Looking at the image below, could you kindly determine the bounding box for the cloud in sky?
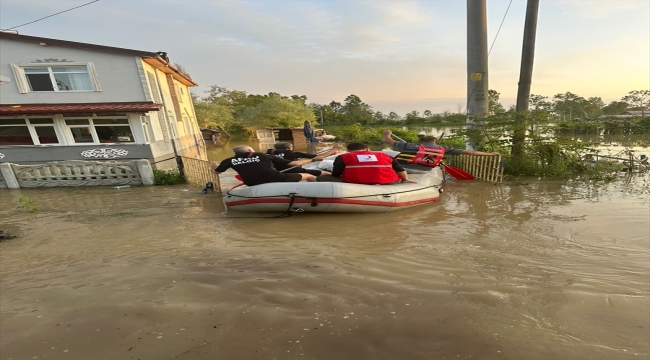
[1,0,648,115]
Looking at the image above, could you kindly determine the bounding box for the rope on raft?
[225,183,442,200]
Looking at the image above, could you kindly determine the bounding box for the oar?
[396,153,474,180]
[390,133,474,180]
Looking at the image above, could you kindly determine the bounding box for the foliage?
[17,194,37,213]
[328,124,419,145]
[488,89,506,115]
[192,85,650,136]
[238,94,315,129]
[153,169,186,185]
[621,90,650,115]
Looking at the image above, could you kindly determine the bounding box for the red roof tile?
[0,102,163,115]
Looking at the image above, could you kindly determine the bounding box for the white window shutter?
[10,64,29,93]
[87,63,102,91]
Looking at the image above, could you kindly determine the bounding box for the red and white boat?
[223,166,444,213]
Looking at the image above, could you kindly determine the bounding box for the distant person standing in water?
[303,120,319,154]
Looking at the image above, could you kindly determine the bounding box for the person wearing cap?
[210,145,317,186]
[266,142,341,176]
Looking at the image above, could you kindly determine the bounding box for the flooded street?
[1,173,648,360]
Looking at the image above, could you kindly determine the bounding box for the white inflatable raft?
[224,166,444,213]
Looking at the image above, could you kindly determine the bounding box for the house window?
[0,118,59,145]
[11,63,101,93]
[65,117,134,144]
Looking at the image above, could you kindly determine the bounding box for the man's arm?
[287,158,315,167]
[210,161,231,174]
[316,144,342,159]
[391,158,416,183]
[331,156,345,178]
[269,156,295,167]
[461,149,500,156]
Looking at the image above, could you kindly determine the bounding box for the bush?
[153,169,186,185]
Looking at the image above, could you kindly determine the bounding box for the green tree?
[621,90,650,115]
[602,101,629,115]
[239,94,315,129]
[192,93,240,132]
[488,89,506,115]
[342,95,374,125]
[404,110,423,124]
[388,112,401,122]
[529,94,553,115]
[552,92,603,119]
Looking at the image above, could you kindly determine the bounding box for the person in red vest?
[324,142,416,185]
[381,129,499,157]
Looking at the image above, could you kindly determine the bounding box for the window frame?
[0,117,62,146]
[63,116,136,144]
[11,62,102,94]
[0,114,146,146]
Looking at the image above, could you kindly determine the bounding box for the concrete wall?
[0,38,148,104]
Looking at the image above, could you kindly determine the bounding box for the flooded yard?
[1,172,648,359]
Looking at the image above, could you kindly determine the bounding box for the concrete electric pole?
[466,0,489,149]
[512,0,540,156]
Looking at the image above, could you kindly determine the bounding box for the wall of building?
[140,60,206,161]
[0,39,148,104]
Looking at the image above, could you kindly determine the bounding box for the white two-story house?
[0,31,206,169]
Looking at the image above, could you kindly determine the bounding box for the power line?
[2,0,100,30]
[488,0,513,57]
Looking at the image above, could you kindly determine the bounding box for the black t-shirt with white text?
[215,152,294,186]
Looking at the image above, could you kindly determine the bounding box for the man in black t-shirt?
[265,142,341,176]
[211,145,317,186]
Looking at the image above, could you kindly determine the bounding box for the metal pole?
[467,0,489,150]
[512,0,540,156]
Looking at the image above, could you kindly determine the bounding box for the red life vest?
[339,151,400,185]
[411,145,445,167]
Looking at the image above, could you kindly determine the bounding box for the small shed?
[200,126,229,145]
[256,127,325,143]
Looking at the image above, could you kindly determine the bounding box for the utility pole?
[466,0,489,150]
[512,0,540,156]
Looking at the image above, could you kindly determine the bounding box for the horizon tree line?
[192,86,649,134]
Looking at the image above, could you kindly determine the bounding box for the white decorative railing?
[0,159,154,188]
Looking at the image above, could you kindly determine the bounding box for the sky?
[1,0,648,115]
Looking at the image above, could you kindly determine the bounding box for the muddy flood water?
[1,172,649,360]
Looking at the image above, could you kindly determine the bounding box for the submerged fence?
[445,154,504,183]
[178,156,222,194]
[0,160,154,189]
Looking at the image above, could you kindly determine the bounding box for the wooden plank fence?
[178,156,222,194]
[445,154,504,183]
